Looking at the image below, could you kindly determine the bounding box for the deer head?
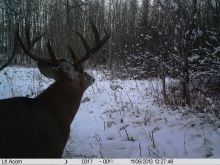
[17,21,110,91]
[0,21,110,158]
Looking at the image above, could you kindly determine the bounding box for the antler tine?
[73,30,91,54]
[46,40,58,63]
[17,26,58,67]
[25,24,45,49]
[90,26,111,54]
[68,45,84,71]
[31,32,44,47]
[68,45,78,63]
[90,20,100,45]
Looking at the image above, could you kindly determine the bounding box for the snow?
[188,54,200,62]
[213,46,220,56]
[0,67,220,158]
[171,3,178,11]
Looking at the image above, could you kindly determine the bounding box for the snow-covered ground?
[0,67,220,158]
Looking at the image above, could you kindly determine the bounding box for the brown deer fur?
[0,72,91,158]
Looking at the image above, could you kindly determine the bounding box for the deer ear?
[38,63,60,80]
[59,59,80,81]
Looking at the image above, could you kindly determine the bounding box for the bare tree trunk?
[182,49,191,107]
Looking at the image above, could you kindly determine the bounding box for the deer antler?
[68,20,111,71]
[17,26,59,67]
[15,21,110,71]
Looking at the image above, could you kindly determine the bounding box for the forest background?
[0,0,220,114]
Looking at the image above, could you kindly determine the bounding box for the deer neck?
[35,77,84,126]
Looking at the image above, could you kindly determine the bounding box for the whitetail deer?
[0,21,110,158]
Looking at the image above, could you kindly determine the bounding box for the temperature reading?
[103,159,114,164]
